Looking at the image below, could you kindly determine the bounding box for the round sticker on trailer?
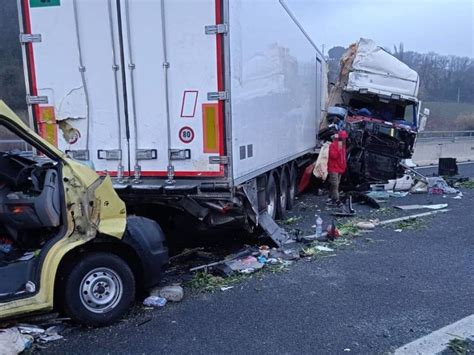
[178,126,195,144]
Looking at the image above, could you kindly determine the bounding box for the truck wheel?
[266,172,278,219]
[60,252,135,326]
[287,164,298,210]
[277,169,289,219]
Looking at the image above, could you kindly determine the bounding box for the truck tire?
[266,172,278,219]
[277,168,289,219]
[60,252,135,326]
[287,164,298,210]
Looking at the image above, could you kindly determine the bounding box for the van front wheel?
[60,252,135,326]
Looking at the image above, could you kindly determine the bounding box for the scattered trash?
[343,348,351,352]
[259,245,270,258]
[378,209,450,226]
[0,328,29,355]
[427,177,458,194]
[388,191,409,198]
[226,256,263,274]
[189,249,253,272]
[300,245,333,257]
[0,237,13,254]
[453,192,463,200]
[315,214,323,237]
[356,221,376,230]
[220,286,234,292]
[143,296,167,308]
[394,229,403,232]
[394,203,448,211]
[411,180,428,194]
[327,220,340,241]
[0,321,66,354]
[151,285,184,303]
[386,174,414,191]
[315,246,334,252]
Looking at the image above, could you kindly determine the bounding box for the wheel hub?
[80,268,123,314]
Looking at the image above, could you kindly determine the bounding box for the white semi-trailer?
[6,0,326,244]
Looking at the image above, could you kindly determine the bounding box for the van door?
[24,0,128,176]
[119,0,225,179]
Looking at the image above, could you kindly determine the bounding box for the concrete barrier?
[413,137,474,166]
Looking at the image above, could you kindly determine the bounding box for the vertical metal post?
[107,0,125,181]
[72,0,91,156]
[123,0,141,183]
[161,0,175,184]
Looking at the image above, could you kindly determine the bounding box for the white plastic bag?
[313,142,330,181]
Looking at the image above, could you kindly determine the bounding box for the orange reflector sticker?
[202,104,219,153]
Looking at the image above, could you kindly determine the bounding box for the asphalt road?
[43,167,474,354]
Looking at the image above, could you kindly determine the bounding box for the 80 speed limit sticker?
[178,126,195,144]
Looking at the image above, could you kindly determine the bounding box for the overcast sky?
[286,0,474,58]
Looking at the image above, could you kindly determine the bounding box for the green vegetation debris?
[447,338,470,355]
[394,217,429,230]
[186,272,246,293]
[337,221,361,236]
[458,180,474,189]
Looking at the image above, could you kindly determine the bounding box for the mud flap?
[258,212,291,247]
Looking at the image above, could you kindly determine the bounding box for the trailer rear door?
[119,0,225,178]
[23,0,226,179]
[23,0,129,174]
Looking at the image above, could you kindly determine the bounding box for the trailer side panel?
[228,0,322,184]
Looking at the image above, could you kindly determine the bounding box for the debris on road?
[327,220,341,240]
[0,321,67,355]
[356,221,376,230]
[394,203,448,211]
[0,328,30,355]
[315,246,334,252]
[151,285,184,303]
[226,256,264,274]
[427,177,458,194]
[378,209,450,226]
[143,296,167,308]
[220,286,234,292]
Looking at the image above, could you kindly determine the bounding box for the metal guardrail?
[418,131,474,139]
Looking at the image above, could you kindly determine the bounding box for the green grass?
[447,338,470,355]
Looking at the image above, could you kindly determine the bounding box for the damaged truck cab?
[325,38,428,186]
[0,102,168,326]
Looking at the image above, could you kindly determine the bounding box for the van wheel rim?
[80,267,123,314]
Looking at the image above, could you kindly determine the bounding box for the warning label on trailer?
[178,126,195,144]
[30,0,60,7]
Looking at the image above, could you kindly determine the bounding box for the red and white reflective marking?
[178,126,195,144]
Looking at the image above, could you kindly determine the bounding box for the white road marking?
[394,314,474,354]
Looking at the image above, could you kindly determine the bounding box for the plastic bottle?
[315,215,323,237]
[143,296,167,308]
